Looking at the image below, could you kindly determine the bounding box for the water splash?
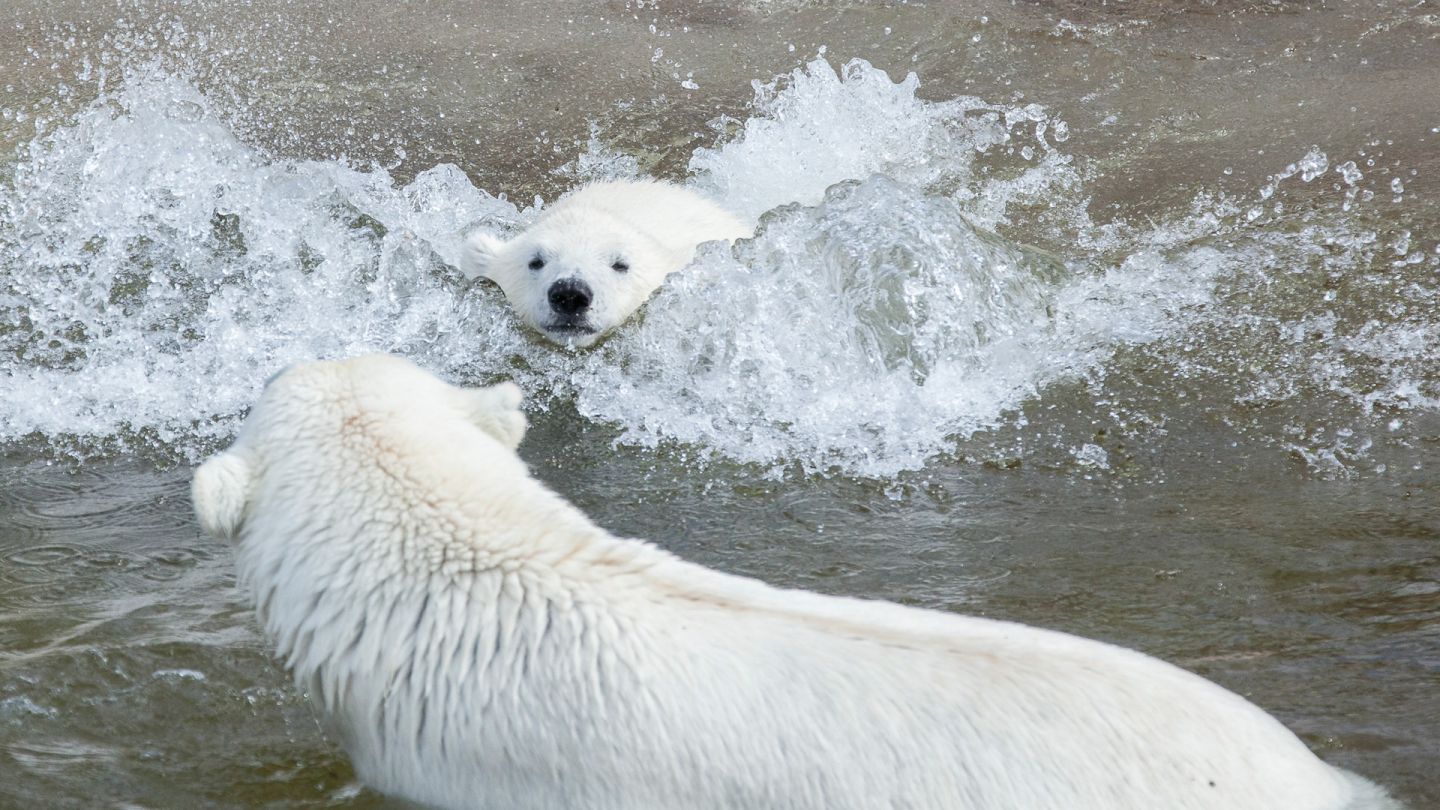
[568,177,1062,475]
[1,56,1435,479]
[689,57,1074,228]
[0,67,525,450]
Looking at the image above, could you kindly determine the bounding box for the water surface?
[1,0,1437,806]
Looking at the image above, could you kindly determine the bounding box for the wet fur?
[194,355,1398,810]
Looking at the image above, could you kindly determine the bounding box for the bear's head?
[460,208,676,348]
[191,355,526,541]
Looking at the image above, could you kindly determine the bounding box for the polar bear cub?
[193,355,1396,810]
[460,179,750,347]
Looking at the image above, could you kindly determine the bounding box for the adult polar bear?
[460,179,750,347]
[192,355,1396,810]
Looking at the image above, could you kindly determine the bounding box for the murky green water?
[2,0,1438,806]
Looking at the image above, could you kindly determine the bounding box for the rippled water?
[2,0,1438,806]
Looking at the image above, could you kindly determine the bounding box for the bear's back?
[542,179,750,255]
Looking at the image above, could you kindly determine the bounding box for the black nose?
[548,279,593,315]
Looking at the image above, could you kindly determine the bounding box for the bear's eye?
[528,255,545,271]
[611,260,629,273]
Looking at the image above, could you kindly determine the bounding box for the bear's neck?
[238,473,671,668]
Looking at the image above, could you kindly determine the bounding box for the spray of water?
[1,54,1434,478]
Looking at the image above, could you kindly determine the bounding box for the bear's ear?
[192,450,256,541]
[465,381,527,450]
[459,231,507,281]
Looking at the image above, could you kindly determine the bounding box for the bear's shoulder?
[547,179,696,217]
[544,180,743,234]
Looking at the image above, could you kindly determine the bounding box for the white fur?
[191,449,254,539]
[461,179,750,347]
[194,355,1398,810]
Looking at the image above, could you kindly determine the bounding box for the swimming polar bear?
[459,179,750,347]
[192,354,1398,810]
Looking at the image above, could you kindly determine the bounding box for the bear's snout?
[547,279,593,316]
